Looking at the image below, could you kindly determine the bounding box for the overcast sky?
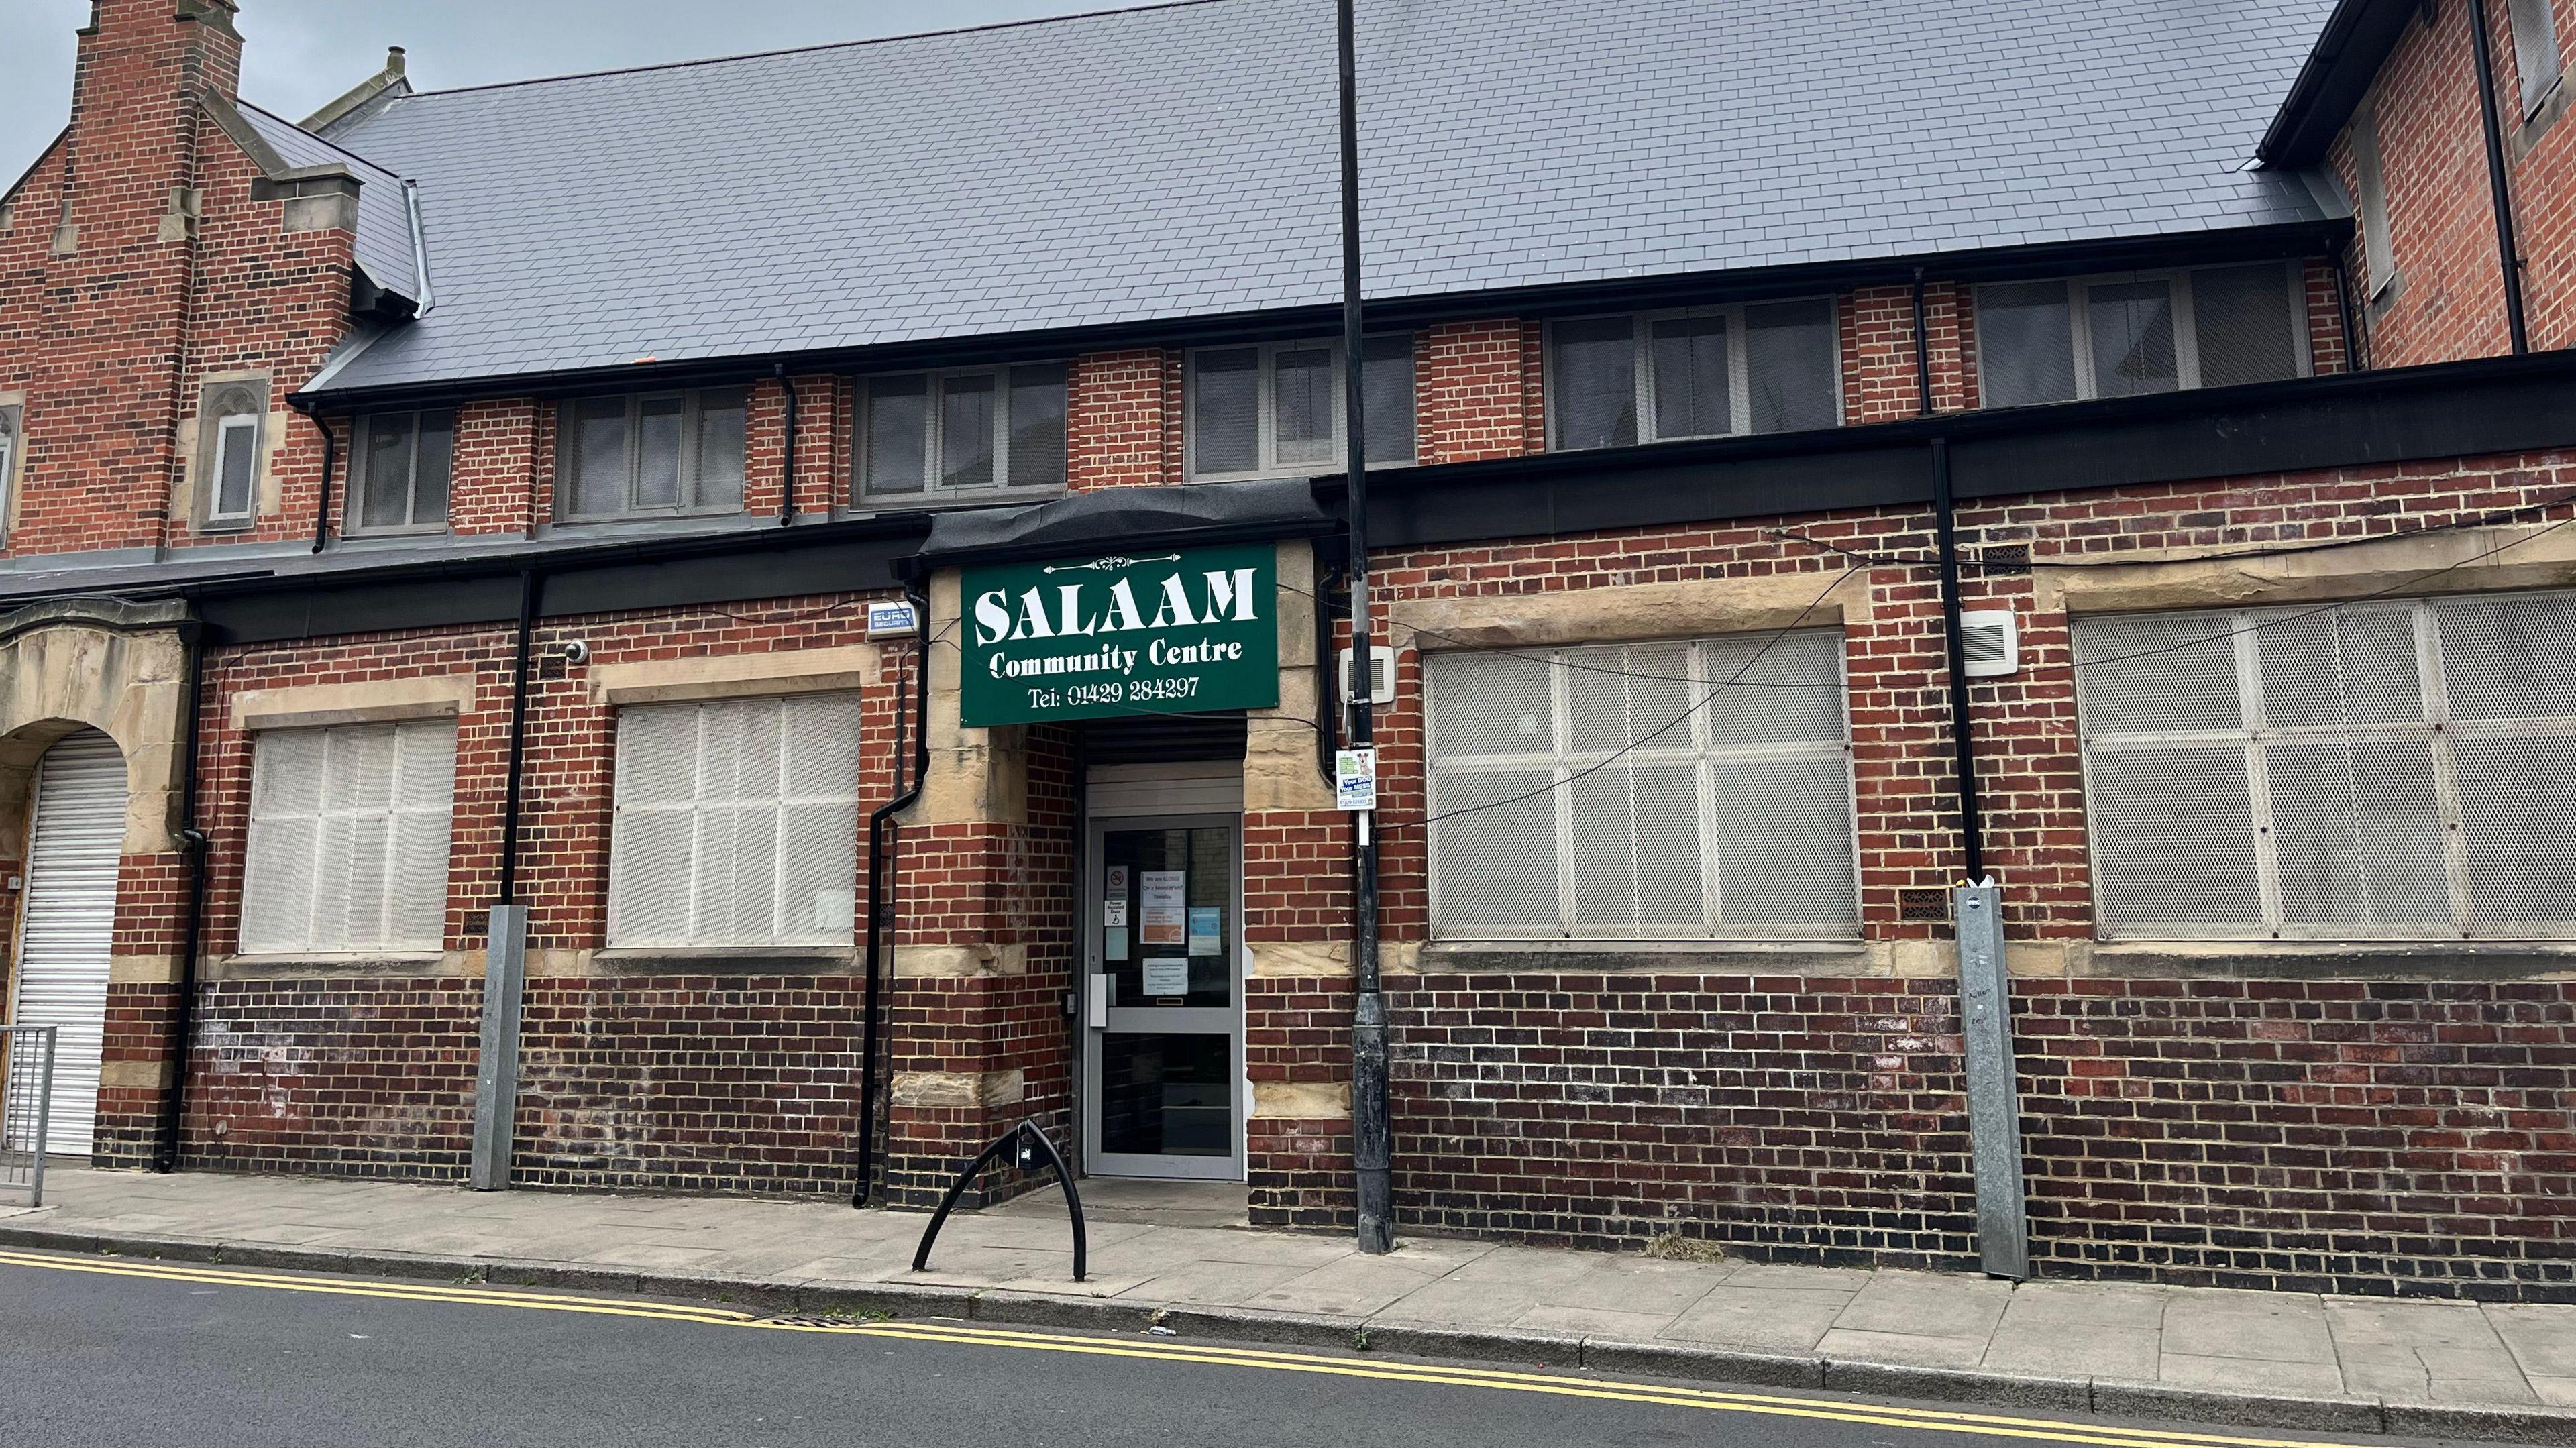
[3,0,1110,184]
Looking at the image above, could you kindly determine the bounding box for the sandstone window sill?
[209,951,452,981]
[586,946,857,977]
[1418,938,1870,975]
[2086,940,2576,980]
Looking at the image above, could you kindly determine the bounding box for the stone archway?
[0,597,191,1164]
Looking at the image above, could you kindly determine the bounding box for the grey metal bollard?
[471,903,527,1192]
[1954,883,2031,1280]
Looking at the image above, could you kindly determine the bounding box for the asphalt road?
[0,1248,2430,1448]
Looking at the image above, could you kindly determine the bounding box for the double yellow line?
[0,1248,2363,1448]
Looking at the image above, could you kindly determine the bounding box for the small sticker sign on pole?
[1335,748,1377,812]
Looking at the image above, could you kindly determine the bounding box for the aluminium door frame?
[1079,810,1247,1181]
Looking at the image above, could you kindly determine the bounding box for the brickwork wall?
[2327,1,2522,366]
[2019,977,2576,1298]
[514,974,865,1194]
[2497,0,2576,350]
[0,0,281,558]
[161,128,354,551]
[1232,444,2576,1292]
[1258,971,2576,1298]
[1069,348,1175,492]
[180,977,480,1178]
[1417,320,1535,463]
[162,592,914,1190]
[881,725,1077,1207]
[447,399,541,535]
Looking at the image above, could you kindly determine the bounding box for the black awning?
[908,477,1336,573]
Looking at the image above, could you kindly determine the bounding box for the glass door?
[1083,815,1243,1180]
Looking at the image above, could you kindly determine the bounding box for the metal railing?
[1,1025,56,1207]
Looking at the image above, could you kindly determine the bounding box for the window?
[351,410,454,534]
[1185,336,1413,480]
[1424,630,1858,940]
[556,388,747,520]
[607,694,862,947]
[0,403,18,533]
[1547,300,1839,451]
[2509,0,2564,116]
[239,720,456,954]
[2351,107,2398,300]
[198,380,267,528]
[858,363,1067,502]
[1975,264,2307,407]
[2073,591,2576,940]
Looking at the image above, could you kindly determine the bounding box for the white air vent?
[1338,645,1396,706]
[1960,610,2019,678]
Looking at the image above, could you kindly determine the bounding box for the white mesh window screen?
[2074,590,2576,940]
[239,720,455,954]
[1424,630,1858,940]
[607,693,861,946]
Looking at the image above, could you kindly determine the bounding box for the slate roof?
[285,0,2341,398]
[239,101,419,304]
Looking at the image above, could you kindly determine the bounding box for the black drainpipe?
[296,403,336,554]
[2332,249,2365,372]
[150,613,211,1172]
[777,364,799,528]
[2466,0,2532,354]
[1930,438,1986,881]
[852,579,931,1207]
[496,569,541,903]
[1911,268,1936,418]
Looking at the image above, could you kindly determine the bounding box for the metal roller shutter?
[11,730,126,1156]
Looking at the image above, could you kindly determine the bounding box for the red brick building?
[4,0,2576,1298]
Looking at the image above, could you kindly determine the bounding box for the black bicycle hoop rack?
[910,1119,1088,1282]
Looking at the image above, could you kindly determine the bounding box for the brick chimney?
[1,1,249,554]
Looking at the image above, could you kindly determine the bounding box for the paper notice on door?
[1102,899,1130,928]
[1187,906,1222,955]
[1142,958,1191,997]
[1140,871,1185,908]
[1104,926,1128,960]
[1140,905,1184,946]
[1106,866,1130,897]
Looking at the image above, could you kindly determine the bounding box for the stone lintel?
[890,1068,1026,1109]
[1252,1080,1351,1120]
[892,943,1029,979]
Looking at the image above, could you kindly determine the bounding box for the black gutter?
[1929,439,1986,883]
[2466,0,2532,355]
[150,612,210,1173]
[852,579,930,1209]
[776,363,798,528]
[496,569,540,903]
[182,509,933,607]
[292,400,336,554]
[2259,0,2418,165]
[286,222,2353,416]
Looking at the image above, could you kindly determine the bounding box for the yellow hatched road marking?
[0,1248,2376,1448]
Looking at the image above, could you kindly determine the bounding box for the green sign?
[960,543,1279,727]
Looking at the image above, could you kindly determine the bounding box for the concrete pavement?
[7,1168,2576,1443]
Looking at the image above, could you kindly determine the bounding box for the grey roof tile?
[294,0,2337,396]
[239,101,419,303]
